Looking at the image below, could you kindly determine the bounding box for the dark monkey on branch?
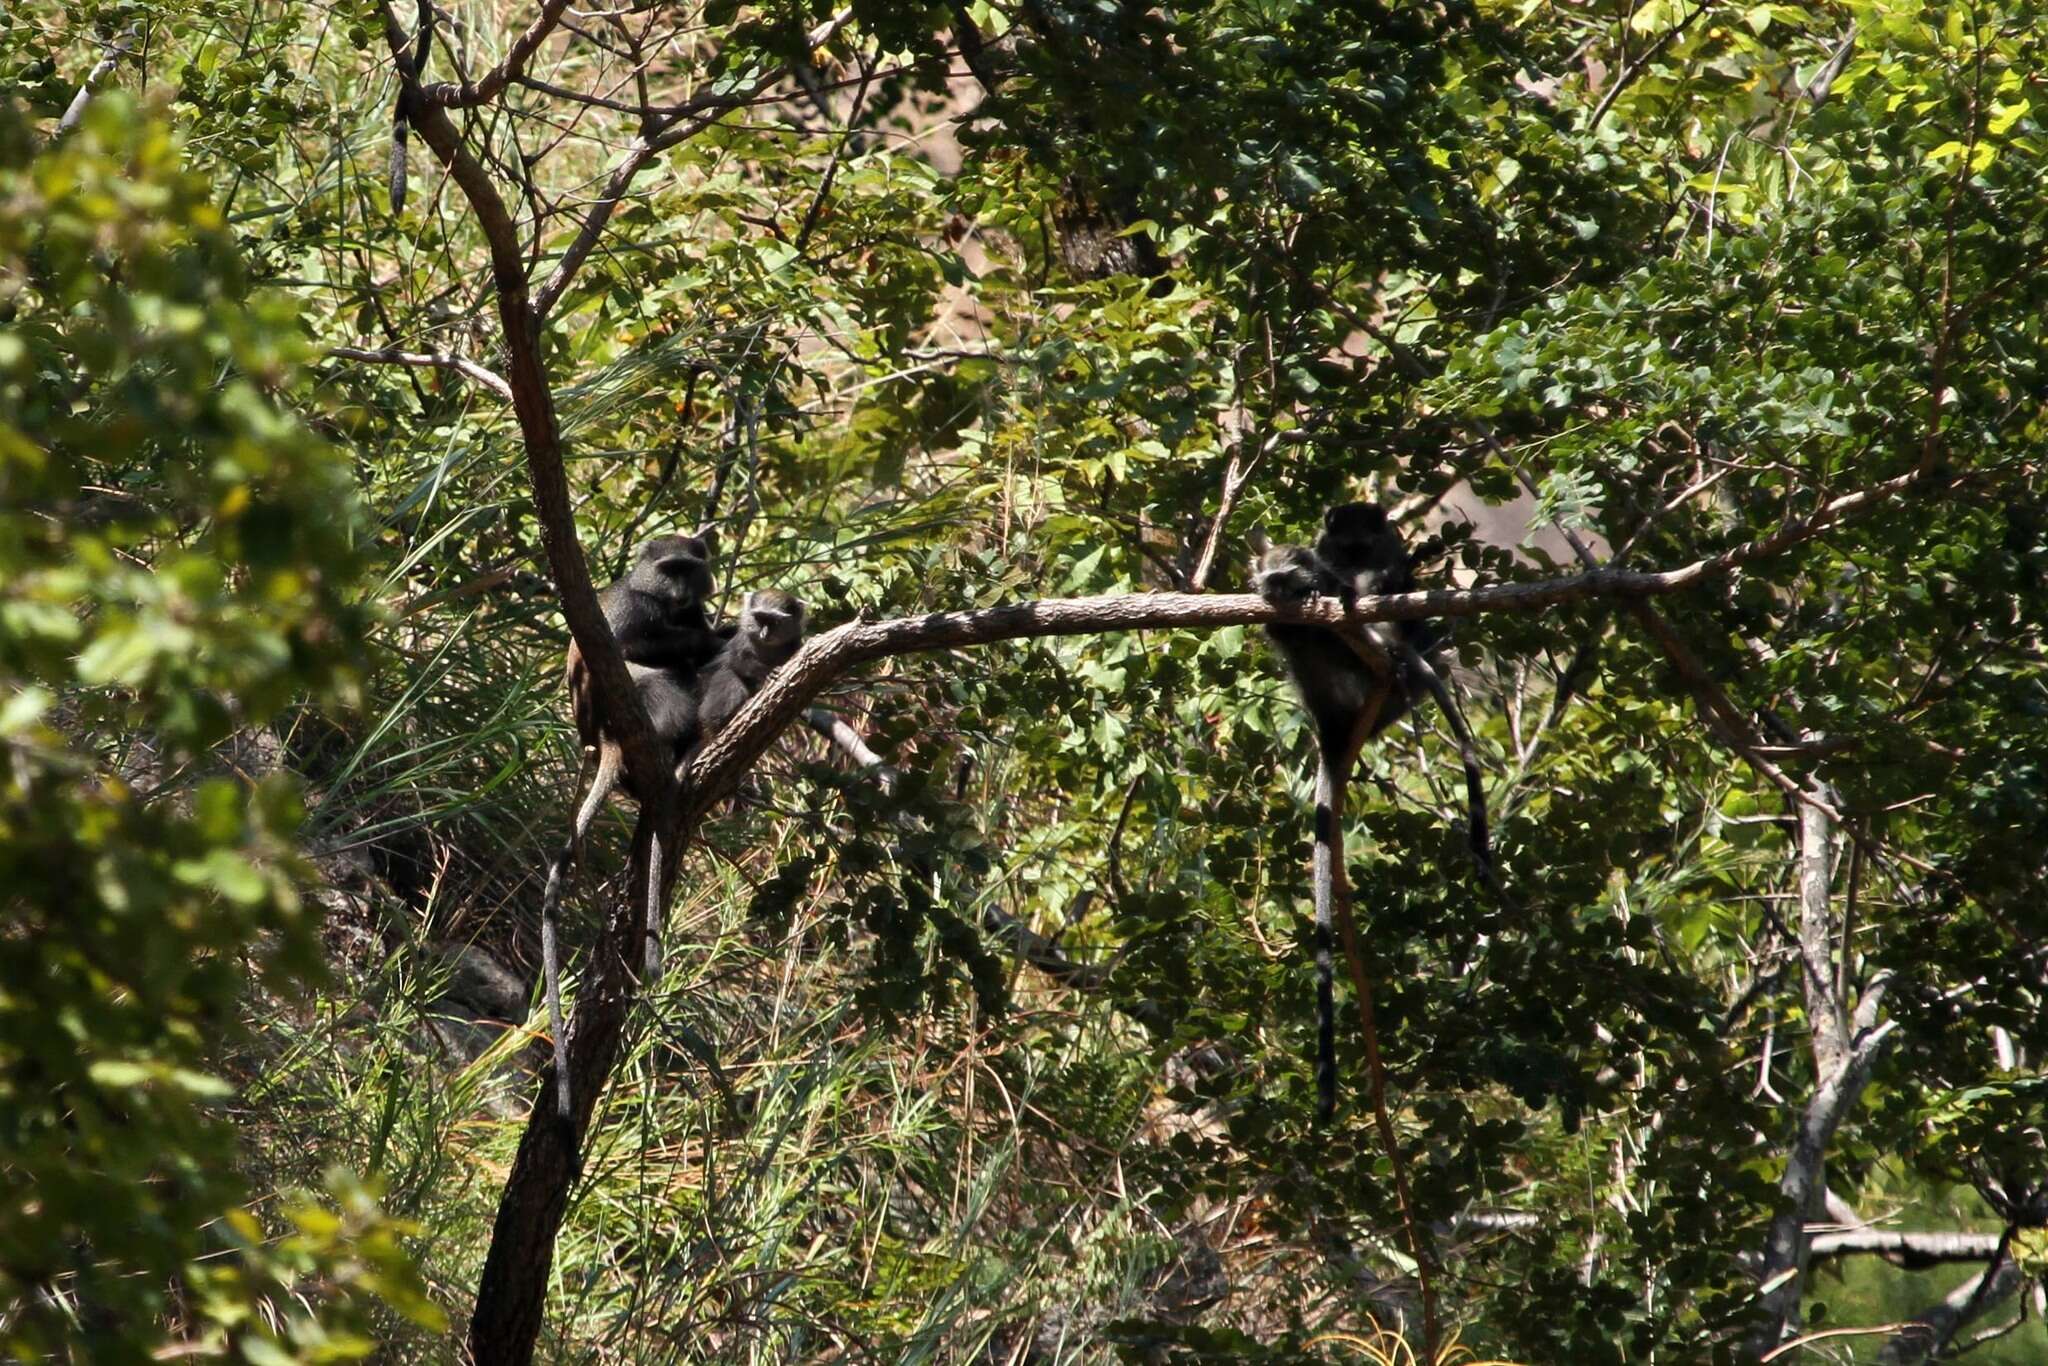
[541,533,726,1163]
[1255,504,1430,1120]
[1254,503,1492,1120]
[563,533,726,755]
[636,587,807,983]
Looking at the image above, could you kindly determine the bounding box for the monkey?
[389,0,434,214]
[542,533,726,1165]
[634,589,809,985]
[1255,508,1407,1122]
[564,532,725,759]
[1256,503,1474,1121]
[696,589,808,743]
[1314,507,1498,899]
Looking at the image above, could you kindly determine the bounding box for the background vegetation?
[2,0,2045,1360]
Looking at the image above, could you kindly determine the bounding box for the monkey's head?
[1320,501,1389,545]
[630,532,718,613]
[1252,544,1322,605]
[740,589,806,657]
[1315,503,1407,583]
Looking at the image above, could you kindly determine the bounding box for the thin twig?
[795,54,875,253]
[1589,2,1714,129]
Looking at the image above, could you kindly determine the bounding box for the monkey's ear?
[1247,525,1273,555]
[695,525,721,558]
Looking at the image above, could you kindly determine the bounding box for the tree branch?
[1876,1236,2025,1365]
[1797,782,1848,1070]
[1589,1,1713,130]
[1750,788,1903,1360]
[678,473,1941,815]
[474,447,1944,1357]
[417,0,573,109]
[57,23,140,135]
[1809,1230,2004,1265]
[383,11,674,1359]
[380,4,659,793]
[329,345,512,400]
[529,9,858,320]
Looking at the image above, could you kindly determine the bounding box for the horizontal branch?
[680,553,1749,821]
[1810,1230,2005,1266]
[330,345,513,400]
[683,453,1958,829]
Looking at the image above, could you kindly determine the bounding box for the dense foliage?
[0,89,438,1360]
[2,0,2045,1360]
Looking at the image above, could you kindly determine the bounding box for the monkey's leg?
[538,843,576,1135]
[643,819,670,984]
[642,753,700,984]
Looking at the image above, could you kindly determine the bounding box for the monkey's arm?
[619,628,725,671]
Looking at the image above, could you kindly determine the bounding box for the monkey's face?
[743,590,806,647]
[635,534,716,610]
[1252,546,1321,605]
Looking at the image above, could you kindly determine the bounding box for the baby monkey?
[638,588,808,983]
[698,588,809,741]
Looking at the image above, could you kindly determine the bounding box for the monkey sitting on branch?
[541,532,727,1160]
[637,588,808,981]
[1252,503,1492,1121]
[698,589,808,739]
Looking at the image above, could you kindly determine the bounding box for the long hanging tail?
[1394,641,1503,904]
[1311,753,1344,1122]
[539,745,618,1169]
[387,107,409,212]
[388,0,434,213]
[1326,689,1441,1343]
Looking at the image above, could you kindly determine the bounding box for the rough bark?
[1748,786,1898,1355]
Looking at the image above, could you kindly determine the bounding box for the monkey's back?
[1265,622,1381,759]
